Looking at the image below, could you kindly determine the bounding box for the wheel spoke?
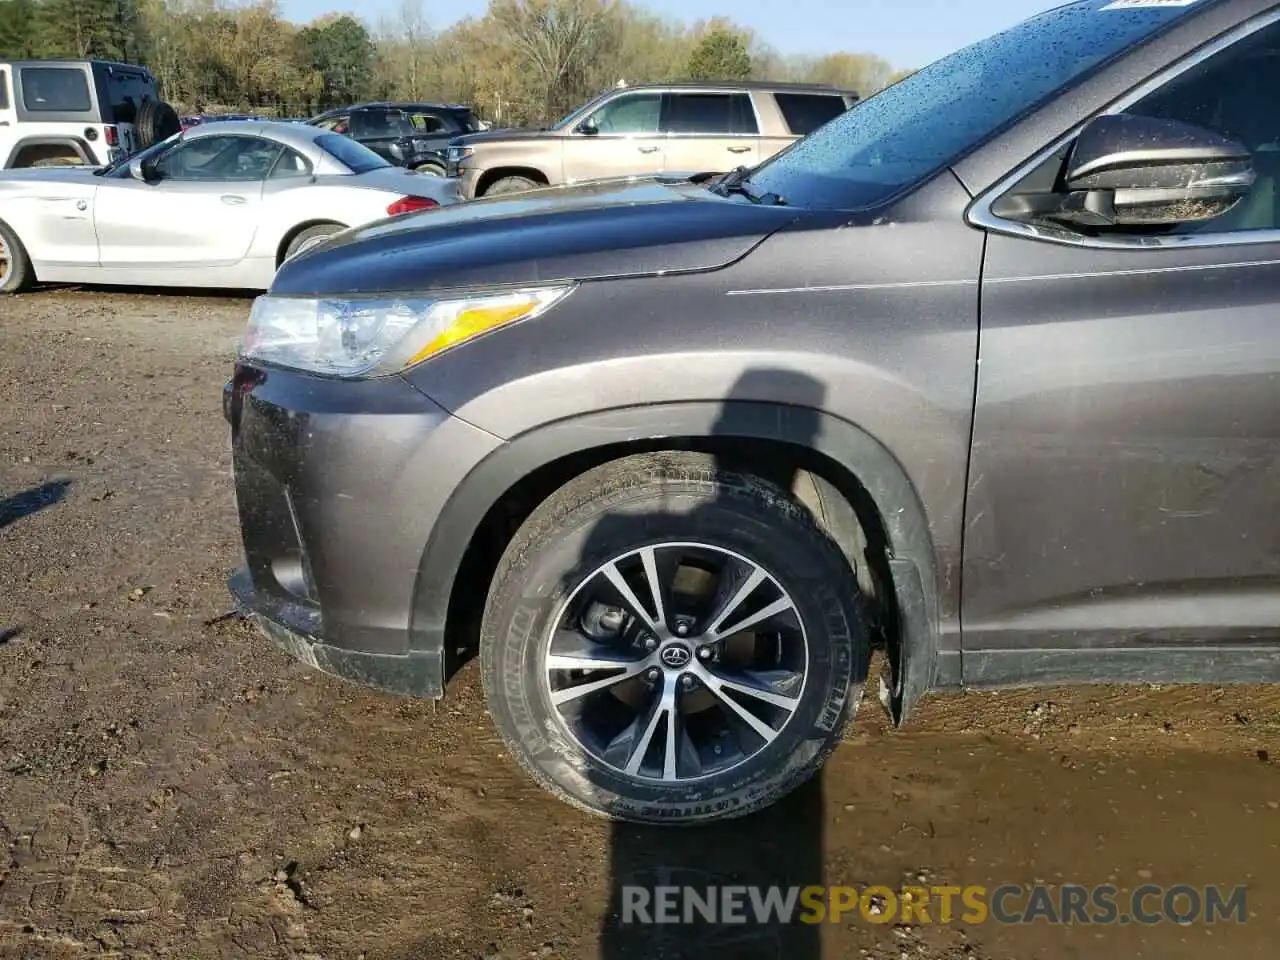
[700,666,802,711]
[705,567,767,638]
[600,560,660,633]
[620,674,679,778]
[662,688,680,780]
[708,594,795,643]
[694,664,784,743]
[639,546,667,631]
[550,660,650,705]
[546,629,644,672]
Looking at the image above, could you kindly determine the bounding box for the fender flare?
[410,401,941,721]
[3,136,95,169]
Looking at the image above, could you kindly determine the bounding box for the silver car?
[0,121,461,293]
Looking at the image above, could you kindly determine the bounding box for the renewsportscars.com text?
[621,883,1248,926]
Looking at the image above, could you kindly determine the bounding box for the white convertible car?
[0,121,461,293]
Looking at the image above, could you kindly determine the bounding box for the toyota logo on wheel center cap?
[659,644,693,669]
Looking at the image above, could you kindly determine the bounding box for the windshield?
[747,0,1213,211]
[315,133,390,173]
[551,90,614,131]
[96,133,180,176]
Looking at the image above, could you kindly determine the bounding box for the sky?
[277,0,1068,71]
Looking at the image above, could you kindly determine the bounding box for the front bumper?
[224,362,502,697]
[447,165,482,199]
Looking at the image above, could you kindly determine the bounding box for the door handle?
[0,121,9,127]
[637,145,661,154]
[727,145,751,154]
[221,195,247,205]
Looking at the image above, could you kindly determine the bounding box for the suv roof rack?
[617,80,858,95]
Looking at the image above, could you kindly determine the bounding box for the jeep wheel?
[483,176,540,197]
[0,221,35,294]
[136,100,182,148]
[480,452,869,825]
[414,162,446,177]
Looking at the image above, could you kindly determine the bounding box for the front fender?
[409,401,941,722]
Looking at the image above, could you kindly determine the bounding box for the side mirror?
[128,156,156,182]
[1051,114,1254,227]
[576,119,599,137]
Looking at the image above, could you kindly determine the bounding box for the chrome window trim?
[965,7,1280,251]
[579,88,769,139]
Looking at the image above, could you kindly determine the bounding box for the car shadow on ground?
[0,479,72,531]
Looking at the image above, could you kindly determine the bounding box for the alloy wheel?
[542,542,809,783]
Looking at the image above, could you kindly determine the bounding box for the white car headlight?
[239,285,575,377]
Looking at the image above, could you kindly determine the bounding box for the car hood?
[449,127,555,146]
[269,177,798,297]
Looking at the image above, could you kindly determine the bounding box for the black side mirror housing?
[576,119,599,136]
[999,114,1256,229]
[128,156,155,182]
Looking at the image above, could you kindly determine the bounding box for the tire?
[0,220,35,294]
[480,451,869,825]
[136,100,181,149]
[414,162,446,177]
[283,224,345,262]
[482,175,541,197]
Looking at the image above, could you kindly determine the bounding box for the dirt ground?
[1,290,1278,960]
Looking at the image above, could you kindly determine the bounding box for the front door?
[94,133,275,267]
[964,18,1280,665]
[562,91,665,184]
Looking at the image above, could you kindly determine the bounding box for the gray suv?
[445,82,857,198]
[226,0,1280,825]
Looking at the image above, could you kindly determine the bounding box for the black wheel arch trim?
[409,400,941,722]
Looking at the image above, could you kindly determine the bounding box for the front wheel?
[480,452,869,825]
[0,220,35,294]
[482,175,541,197]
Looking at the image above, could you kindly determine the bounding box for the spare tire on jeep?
[136,100,181,148]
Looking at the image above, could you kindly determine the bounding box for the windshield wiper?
[712,165,786,206]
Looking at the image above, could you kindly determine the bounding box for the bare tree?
[489,0,616,121]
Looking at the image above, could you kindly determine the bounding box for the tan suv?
[445,82,858,199]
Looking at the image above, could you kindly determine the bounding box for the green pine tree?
[687,28,752,82]
[0,0,41,59]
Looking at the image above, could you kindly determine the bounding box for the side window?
[774,93,849,136]
[0,69,10,111]
[1123,22,1280,233]
[408,112,446,134]
[353,109,403,138]
[316,114,351,135]
[586,93,662,134]
[20,67,92,112]
[269,147,313,179]
[662,93,759,135]
[155,136,283,182]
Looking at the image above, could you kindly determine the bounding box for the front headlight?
[239,285,575,377]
